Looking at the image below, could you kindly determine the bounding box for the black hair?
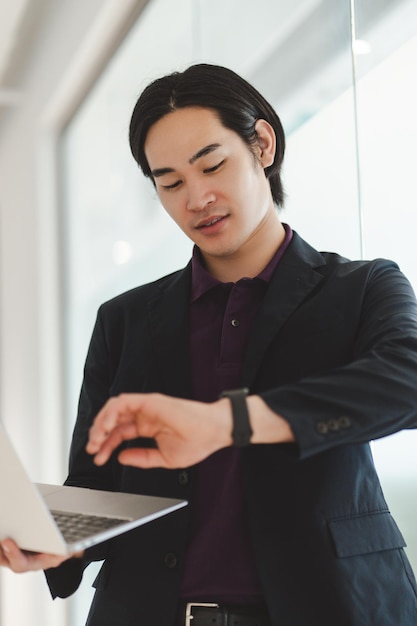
[129,63,285,206]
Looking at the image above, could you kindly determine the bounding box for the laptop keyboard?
[51,510,128,544]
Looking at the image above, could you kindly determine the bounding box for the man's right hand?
[0,538,80,573]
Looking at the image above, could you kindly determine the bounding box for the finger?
[87,395,143,453]
[92,422,139,466]
[118,447,168,469]
[87,406,121,454]
[0,541,11,566]
[23,552,68,571]
[0,540,66,572]
[0,539,29,572]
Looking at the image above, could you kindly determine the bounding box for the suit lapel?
[242,233,326,387]
[147,262,194,399]
[146,234,326,396]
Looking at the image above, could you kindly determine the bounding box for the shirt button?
[178,470,189,486]
[231,319,240,327]
[164,553,178,569]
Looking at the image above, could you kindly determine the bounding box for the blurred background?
[0,0,416,624]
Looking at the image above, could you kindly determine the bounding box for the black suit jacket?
[47,232,417,625]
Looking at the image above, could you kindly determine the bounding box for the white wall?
[0,2,145,625]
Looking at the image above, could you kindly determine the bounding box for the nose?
[186,178,216,212]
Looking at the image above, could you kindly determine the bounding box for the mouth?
[195,215,228,231]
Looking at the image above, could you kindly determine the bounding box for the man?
[2,64,417,626]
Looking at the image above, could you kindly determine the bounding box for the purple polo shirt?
[180,224,293,603]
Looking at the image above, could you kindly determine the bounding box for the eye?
[203,159,225,174]
[161,179,182,191]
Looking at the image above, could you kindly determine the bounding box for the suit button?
[338,416,352,429]
[164,553,177,569]
[316,421,329,434]
[178,470,189,486]
[328,419,339,432]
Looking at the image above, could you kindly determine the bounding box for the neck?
[204,216,286,283]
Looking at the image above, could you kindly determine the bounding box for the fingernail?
[1,542,10,553]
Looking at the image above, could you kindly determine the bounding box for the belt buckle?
[185,602,219,626]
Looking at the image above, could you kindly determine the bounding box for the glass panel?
[352,0,417,570]
[204,0,361,257]
[61,0,196,442]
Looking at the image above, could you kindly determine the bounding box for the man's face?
[144,106,277,267]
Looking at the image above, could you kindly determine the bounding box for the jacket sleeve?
[260,260,417,459]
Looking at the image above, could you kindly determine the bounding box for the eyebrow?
[151,143,221,178]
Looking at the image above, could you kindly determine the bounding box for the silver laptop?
[0,422,187,555]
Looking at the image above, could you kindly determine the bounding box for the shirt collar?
[191,223,293,302]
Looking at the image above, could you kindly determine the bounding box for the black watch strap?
[220,388,252,447]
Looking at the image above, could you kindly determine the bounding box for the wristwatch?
[219,388,252,447]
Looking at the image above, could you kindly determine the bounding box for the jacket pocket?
[328,510,406,558]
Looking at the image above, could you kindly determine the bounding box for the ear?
[254,119,276,168]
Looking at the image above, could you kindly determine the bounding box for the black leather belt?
[176,602,271,626]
